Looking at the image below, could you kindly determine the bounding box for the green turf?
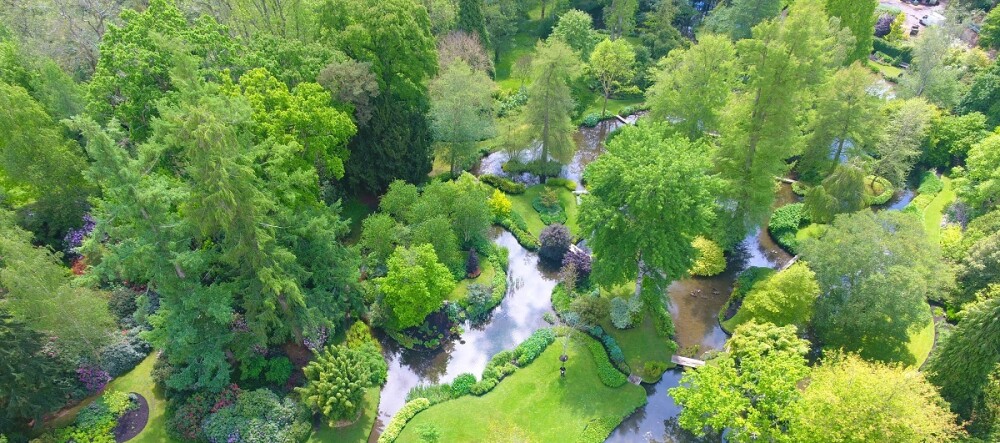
[576,96,645,122]
[307,387,380,443]
[342,196,376,245]
[908,311,936,368]
[868,60,903,81]
[449,256,496,302]
[508,184,580,238]
[601,314,677,383]
[394,335,646,443]
[922,176,955,244]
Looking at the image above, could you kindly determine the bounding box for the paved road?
[879,0,947,33]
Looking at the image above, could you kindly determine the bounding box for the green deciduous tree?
[637,0,687,59]
[704,0,782,40]
[960,132,1000,214]
[579,124,720,299]
[647,33,736,140]
[317,0,438,192]
[798,63,883,182]
[978,6,1000,50]
[900,26,962,109]
[958,61,1000,128]
[589,39,635,118]
[524,39,581,171]
[670,322,810,442]
[739,262,820,328]
[871,98,933,188]
[484,0,526,63]
[794,353,964,442]
[926,287,1000,437]
[803,163,866,223]
[800,211,948,364]
[824,0,878,63]
[923,111,988,169]
[377,244,456,329]
[430,61,496,175]
[957,232,1000,300]
[715,1,848,246]
[604,0,638,40]
[359,213,407,273]
[217,0,316,41]
[550,9,599,57]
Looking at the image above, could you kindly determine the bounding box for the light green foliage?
[87,0,234,142]
[525,39,581,168]
[690,236,725,277]
[580,123,720,298]
[550,10,598,56]
[378,244,456,329]
[980,5,1000,50]
[824,0,878,63]
[220,0,316,41]
[488,189,513,221]
[739,262,820,328]
[430,61,496,175]
[940,225,965,262]
[647,34,736,140]
[800,211,948,364]
[923,112,988,168]
[412,215,465,277]
[298,345,382,425]
[872,98,933,188]
[588,39,635,118]
[799,63,883,182]
[961,132,1000,214]
[359,213,407,272]
[379,398,431,443]
[671,322,810,442]
[604,0,638,40]
[422,0,458,35]
[704,0,782,40]
[233,68,356,181]
[380,181,421,222]
[0,210,114,360]
[804,163,866,224]
[794,353,964,442]
[957,232,1000,301]
[900,26,961,108]
[0,82,91,246]
[715,1,848,246]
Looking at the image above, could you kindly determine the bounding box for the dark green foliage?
[588,326,629,374]
[451,373,477,397]
[872,38,913,64]
[0,312,75,438]
[533,190,568,225]
[107,287,139,325]
[202,389,309,443]
[768,203,809,253]
[583,334,628,388]
[570,294,611,327]
[457,0,489,45]
[480,175,526,194]
[264,357,292,385]
[167,385,241,441]
[512,328,556,365]
[98,330,150,377]
[466,249,480,276]
[958,61,1000,128]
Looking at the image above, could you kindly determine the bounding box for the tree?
[579,124,720,299]
[824,0,878,63]
[317,0,438,192]
[670,322,810,442]
[690,236,725,277]
[0,210,115,361]
[359,213,407,272]
[377,244,456,329]
[803,163,866,223]
[589,39,635,118]
[457,0,489,46]
[738,262,820,328]
[704,0,783,40]
[412,215,465,277]
[0,311,75,439]
[871,98,933,188]
[0,82,92,248]
[957,232,1000,299]
[799,211,948,364]
[647,33,736,140]
[715,1,848,246]
[926,287,1000,437]
[794,353,963,442]
[317,59,381,128]
[798,63,883,182]
[900,26,961,109]
[979,6,1000,50]
[550,9,599,57]
[297,344,383,425]
[437,31,494,74]
[637,0,687,59]
[212,0,315,41]
[484,0,527,63]
[604,0,638,40]
[539,223,572,266]
[524,39,581,172]
[923,111,989,169]
[379,180,421,222]
[420,0,458,35]
[430,61,496,176]
[960,132,1000,214]
[958,61,1000,128]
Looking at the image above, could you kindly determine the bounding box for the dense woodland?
[0,0,999,442]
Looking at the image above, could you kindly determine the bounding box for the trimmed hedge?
[583,335,628,388]
[378,398,431,443]
[513,328,557,365]
[873,37,912,64]
[545,178,578,192]
[588,326,630,374]
[497,216,540,250]
[481,174,526,194]
[864,175,894,206]
[768,203,809,254]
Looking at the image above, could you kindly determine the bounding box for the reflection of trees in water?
[650,417,715,443]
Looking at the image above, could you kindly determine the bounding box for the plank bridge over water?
[671,355,706,368]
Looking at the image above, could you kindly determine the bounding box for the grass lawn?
[342,196,376,245]
[395,335,646,443]
[922,176,955,244]
[449,256,496,302]
[576,96,645,122]
[868,60,903,81]
[601,315,677,383]
[908,311,936,368]
[307,387,380,443]
[508,184,580,238]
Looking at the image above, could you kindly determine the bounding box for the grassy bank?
[508,184,580,238]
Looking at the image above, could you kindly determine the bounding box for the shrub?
[545,178,578,192]
[642,288,676,339]
[863,175,894,206]
[512,328,556,365]
[533,189,567,225]
[167,385,241,441]
[562,248,592,282]
[588,326,629,373]
[873,37,912,64]
[539,224,572,265]
[690,236,725,276]
[769,203,809,253]
[487,189,512,221]
[463,283,495,322]
[569,295,610,327]
[346,321,379,350]
[470,378,498,396]
[581,113,603,127]
[99,329,150,377]
[377,398,431,443]
[791,181,809,196]
[296,345,380,424]
[584,335,628,387]
[480,174,525,194]
[77,364,110,393]
[917,170,943,195]
[202,389,307,443]
[497,88,527,117]
[609,296,641,330]
[551,283,574,314]
[466,249,480,277]
[451,373,477,397]
[406,384,453,405]
[264,356,292,385]
[108,286,138,325]
[643,360,670,380]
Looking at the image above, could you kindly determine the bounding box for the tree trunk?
[634,252,645,299]
[541,0,546,19]
[830,137,847,176]
[602,93,609,118]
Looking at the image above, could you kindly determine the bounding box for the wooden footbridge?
[671,355,706,368]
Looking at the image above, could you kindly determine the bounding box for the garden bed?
[508,185,580,237]
[113,394,149,443]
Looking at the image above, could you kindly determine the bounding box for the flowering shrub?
[201,389,308,443]
[63,213,95,256]
[77,364,111,393]
[167,385,241,441]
